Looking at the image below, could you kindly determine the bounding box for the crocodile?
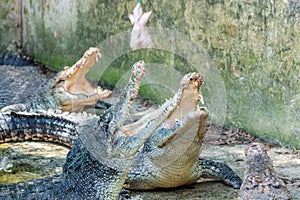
[124,72,242,190]
[238,142,292,200]
[1,47,111,113]
[1,60,167,199]
[0,69,242,196]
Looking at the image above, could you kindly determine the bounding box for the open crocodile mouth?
[51,47,112,112]
[122,72,206,137]
[157,72,207,147]
[166,72,204,124]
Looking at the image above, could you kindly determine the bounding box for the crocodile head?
[245,142,267,160]
[238,142,292,200]
[159,72,208,146]
[159,72,208,153]
[167,72,204,121]
[243,142,272,173]
[51,47,112,112]
[125,72,209,189]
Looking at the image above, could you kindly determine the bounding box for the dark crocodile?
[0,71,242,198]
[1,60,169,199]
[238,142,291,200]
[0,47,111,113]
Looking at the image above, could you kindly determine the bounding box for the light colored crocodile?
[238,142,292,200]
[1,47,111,113]
[125,72,242,190]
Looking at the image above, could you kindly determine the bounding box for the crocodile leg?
[196,158,242,189]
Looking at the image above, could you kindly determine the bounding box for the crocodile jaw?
[163,72,206,141]
[167,72,204,122]
[51,47,112,112]
[122,72,204,137]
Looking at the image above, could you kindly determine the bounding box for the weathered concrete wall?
[0,0,22,53]
[0,0,299,148]
[181,1,300,148]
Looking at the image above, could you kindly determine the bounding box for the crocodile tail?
[0,175,63,199]
[0,112,79,147]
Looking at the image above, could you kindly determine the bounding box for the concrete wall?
[0,0,22,52]
[0,0,299,148]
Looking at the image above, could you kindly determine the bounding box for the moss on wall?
[181,0,300,148]
[0,0,22,52]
